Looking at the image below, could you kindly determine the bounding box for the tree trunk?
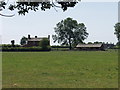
[69,38,72,50]
[69,43,72,50]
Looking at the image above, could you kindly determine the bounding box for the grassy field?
[2,50,118,88]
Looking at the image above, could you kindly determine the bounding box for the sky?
[0,1,119,45]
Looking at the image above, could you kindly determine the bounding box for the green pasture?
[2,50,118,88]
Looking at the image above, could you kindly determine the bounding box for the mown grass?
[2,50,118,88]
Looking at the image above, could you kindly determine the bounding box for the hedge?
[1,44,20,48]
[51,45,70,48]
[1,46,51,51]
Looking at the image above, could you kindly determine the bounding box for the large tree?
[52,17,89,50]
[114,22,120,45]
[0,0,80,16]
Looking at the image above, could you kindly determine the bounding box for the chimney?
[28,34,31,39]
[35,36,37,38]
[48,35,50,40]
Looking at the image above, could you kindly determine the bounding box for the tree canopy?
[114,22,120,45]
[20,36,28,45]
[39,38,50,50]
[52,17,89,50]
[0,0,80,16]
[11,40,15,47]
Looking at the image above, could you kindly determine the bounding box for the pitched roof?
[28,37,47,42]
[76,43,103,48]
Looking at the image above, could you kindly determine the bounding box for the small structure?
[23,34,50,47]
[76,43,105,51]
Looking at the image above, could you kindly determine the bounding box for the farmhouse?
[76,43,105,51]
[23,35,50,47]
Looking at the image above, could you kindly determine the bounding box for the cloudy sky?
[0,1,119,45]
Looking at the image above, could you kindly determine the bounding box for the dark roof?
[28,37,47,42]
[76,44,103,48]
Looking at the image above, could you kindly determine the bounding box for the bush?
[39,38,50,50]
[113,45,120,49]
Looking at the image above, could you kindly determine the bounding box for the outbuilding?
[76,43,105,51]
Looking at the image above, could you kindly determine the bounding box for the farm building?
[76,43,105,51]
[23,35,50,47]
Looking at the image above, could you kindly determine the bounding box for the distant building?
[23,34,50,47]
[76,43,105,51]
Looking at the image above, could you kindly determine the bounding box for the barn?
[76,43,105,51]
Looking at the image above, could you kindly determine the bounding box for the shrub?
[39,38,50,50]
